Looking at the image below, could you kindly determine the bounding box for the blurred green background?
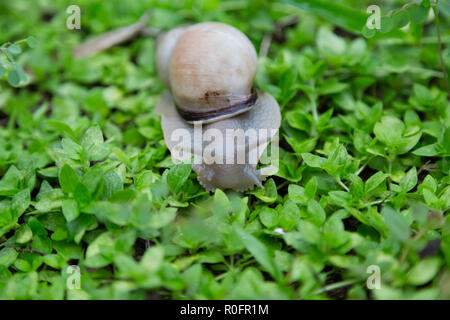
[0,0,449,300]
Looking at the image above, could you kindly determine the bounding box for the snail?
[155,22,281,192]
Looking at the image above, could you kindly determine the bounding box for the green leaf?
[43,254,66,269]
[365,172,388,194]
[393,10,410,28]
[317,27,346,58]
[11,188,30,218]
[361,25,376,38]
[408,5,429,24]
[62,199,79,222]
[319,80,349,95]
[14,259,31,272]
[379,17,393,34]
[280,200,300,230]
[298,220,321,243]
[374,116,404,147]
[212,189,231,218]
[15,224,32,244]
[251,179,277,203]
[7,44,21,55]
[399,167,418,192]
[288,184,307,205]
[26,36,37,48]
[167,163,191,193]
[148,207,177,229]
[85,232,114,268]
[235,227,281,281]
[382,206,411,242]
[413,144,440,156]
[73,183,92,207]
[7,69,20,86]
[0,247,18,267]
[59,164,80,194]
[81,125,110,161]
[140,246,164,272]
[406,257,441,285]
[301,153,326,168]
[328,191,351,207]
[259,207,279,228]
[306,199,326,226]
[304,177,317,200]
[284,0,368,33]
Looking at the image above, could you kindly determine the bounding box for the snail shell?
[156,22,258,124]
[155,22,281,191]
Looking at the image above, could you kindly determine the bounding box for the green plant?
[0,0,448,300]
[0,37,36,86]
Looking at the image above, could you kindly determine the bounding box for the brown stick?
[73,12,152,58]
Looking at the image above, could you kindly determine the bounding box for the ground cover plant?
[0,0,449,300]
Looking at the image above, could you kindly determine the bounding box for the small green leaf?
[406,257,441,285]
[304,177,317,200]
[379,16,393,34]
[413,144,440,156]
[408,5,429,24]
[0,247,18,267]
[26,36,37,48]
[73,183,92,207]
[140,246,164,272]
[59,164,80,194]
[235,227,281,281]
[251,179,277,203]
[62,199,79,222]
[374,116,404,148]
[306,199,326,226]
[302,153,326,168]
[382,206,411,242]
[284,0,368,33]
[7,69,20,86]
[14,259,31,272]
[259,207,279,228]
[7,44,21,55]
[15,224,32,244]
[361,25,376,38]
[365,172,388,194]
[280,200,300,230]
[399,167,418,192]
[212,189,231,218]
[11,188,30,218]
[43,254,66,269]
[393,10,410,28]
[167,163,191,193]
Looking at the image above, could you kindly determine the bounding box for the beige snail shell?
[155,22,281,191]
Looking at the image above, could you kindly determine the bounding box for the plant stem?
[387,1,421,16]
[311,279,359,295]
[356,163,367,176]
[310,94,318,122]
[276,180,289,190]
[336,176,349,192]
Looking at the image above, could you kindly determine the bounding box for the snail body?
[155,22,281,191]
